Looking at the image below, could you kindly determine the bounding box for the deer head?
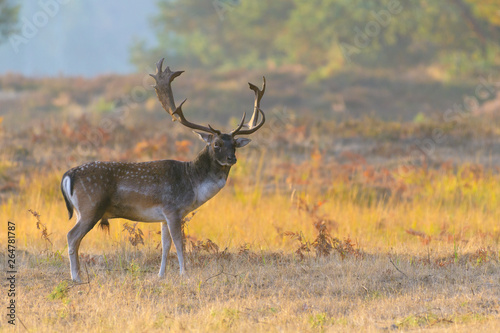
[149,58,266,166]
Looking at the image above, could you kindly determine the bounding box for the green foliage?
[309,312,330,329]
[412,112,428,124]
[93,97,115,114]
[132,0,500,79]
[48,281,69,300]
[466,0,500,27]
[128,260,142,278]
[0,0,19,42]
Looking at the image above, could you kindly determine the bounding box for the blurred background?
[1,0,499,123]
[1,0,500,241]
[2,0,500,77]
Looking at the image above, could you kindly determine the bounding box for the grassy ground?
[8,248,500,332]
[1,164,499,332]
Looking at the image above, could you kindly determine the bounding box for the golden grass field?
[1,73,499,332]
[1,154,499,332]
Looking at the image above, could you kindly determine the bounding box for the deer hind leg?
[67,213,102,282]
[164,214,186,276]
[158,222,172,278]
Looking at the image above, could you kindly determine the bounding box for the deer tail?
[61,172,74,220]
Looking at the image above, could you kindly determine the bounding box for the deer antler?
[150,58,218,134]
[231,77,266,136]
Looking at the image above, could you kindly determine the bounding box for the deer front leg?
[163,213,186,276]
[158,222,172,278]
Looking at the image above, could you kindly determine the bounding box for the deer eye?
[214,142,222,150]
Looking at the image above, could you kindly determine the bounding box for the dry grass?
[6,245,500,332]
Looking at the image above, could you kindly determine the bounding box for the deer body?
[63,149,229,222]
[62,59,266,282]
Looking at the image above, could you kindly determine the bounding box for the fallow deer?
[61,59,266,282]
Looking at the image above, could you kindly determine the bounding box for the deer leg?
[158,222,172,278]
[164,214,186,276]
[67,216,100,282]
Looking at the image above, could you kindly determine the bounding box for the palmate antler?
[150,58,219,134]
[230,77,266,136]
[150,58,265,136]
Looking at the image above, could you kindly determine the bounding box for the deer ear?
[235,137,251,148]
[194,131,213,144]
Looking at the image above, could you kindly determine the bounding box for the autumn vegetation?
[1,70,499,331]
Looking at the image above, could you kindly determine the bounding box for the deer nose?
[227,156,237,165]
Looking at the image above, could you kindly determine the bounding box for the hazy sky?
[0,0,157,77]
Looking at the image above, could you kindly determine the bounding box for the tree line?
[131,0,500,80]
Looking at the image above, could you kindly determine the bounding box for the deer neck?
[187,146,231,206]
